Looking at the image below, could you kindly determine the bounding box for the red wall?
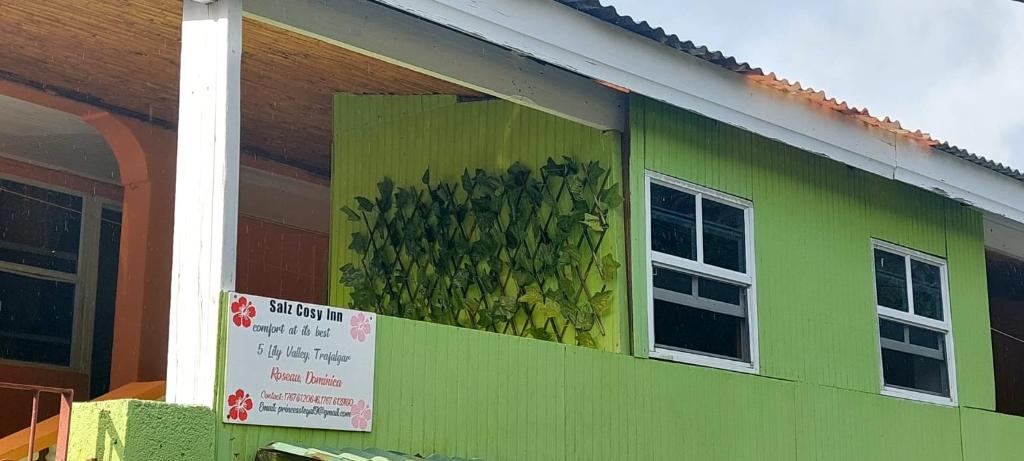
[235,216,329,305]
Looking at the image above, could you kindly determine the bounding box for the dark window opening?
[878,319,950,397]
[986,251,1024,417]
[702,198,745,272]
[0,179,82,366]
[90,208,121,397]
[652,265,749,361]
[0,179,82,272]
[874,249,908,312]
[650,183,696,261]
[0,272,76,365]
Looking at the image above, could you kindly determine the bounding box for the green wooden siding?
[217,312,1024,461]
[794,382,963,461]
[960,407,1024,459]
[213,93,1024,461]
[630,95,996,404]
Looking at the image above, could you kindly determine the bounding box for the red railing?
[0,382,73,461]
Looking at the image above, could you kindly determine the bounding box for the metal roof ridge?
[552,0,1024,182]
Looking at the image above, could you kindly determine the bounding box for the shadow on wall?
[69,400,215,461]
[93,409,126,461]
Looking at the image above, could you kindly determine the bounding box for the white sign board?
[222,292,376,431]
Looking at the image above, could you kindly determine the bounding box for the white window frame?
[645,171,759,374]
[0,173,107,374]
[871,239,958,406]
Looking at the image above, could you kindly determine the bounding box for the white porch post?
[167,0,242,407]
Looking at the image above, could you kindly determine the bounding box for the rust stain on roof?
[555,0,1024,182]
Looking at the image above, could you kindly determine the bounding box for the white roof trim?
[984,213,1024,261]
[371,0,1024,225]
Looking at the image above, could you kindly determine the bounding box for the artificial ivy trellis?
[339,156,622,348]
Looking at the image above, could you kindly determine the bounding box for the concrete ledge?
[69,399,215,461]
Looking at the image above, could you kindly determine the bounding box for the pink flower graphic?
[227,389,253,421]
[231,296,256,328]
[350,313,372,342]
[350,400,372,430]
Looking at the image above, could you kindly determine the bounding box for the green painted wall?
[960,407,1024,459]
[218,315,801,460]
[328,94,628,352]
[211,94,1024,460]
[216,313,1024,461]
[629,95,996,407]
[69,399,215,461]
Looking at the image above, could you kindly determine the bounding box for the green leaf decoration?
[338,156,622,347]
[349,232,370,253]
[582,213,605,232]
[576,332,597,349]
[536,298,561,320]
[518,284,544,307]
[568,177,585,199]
[395,187,416,212]
[340,264,363,285]
[377,177,394,212]
[600,253,620,282]
[529,328,552,341]
[495,296,518,320]
[507,162,531,185]
[601,183,623,209]
[590,290,613,316]
[355,196,375,212]
[340,206,361,222]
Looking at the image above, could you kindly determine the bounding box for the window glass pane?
[650,183,696,260]
[908,324,943,350]
[0,270,76,365]
[697,277,742,305]
[874,249,908,311]
[0,179,82,273]
[653,299,747,361]
[702,199,746,272]
[879,318,949,397]
[879,318,905,342]
[91,208,122,397]
[911,259,943,320]
[881,348,949,396]
[653,265,693,295]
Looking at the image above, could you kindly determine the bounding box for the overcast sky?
[611,0,1024,171]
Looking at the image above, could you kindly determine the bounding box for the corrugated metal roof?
[256,442,486,461]
[553,0,1024,183]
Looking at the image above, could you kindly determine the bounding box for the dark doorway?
[986,250,1024,416]
[89,207,121,398]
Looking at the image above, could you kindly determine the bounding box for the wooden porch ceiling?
[0,1,479,175]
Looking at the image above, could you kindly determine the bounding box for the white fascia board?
[893,136,1024,224]
[368,0,1024,225]
[242,0,626,132]
[370,0,899,177]
[984,214,1024,261]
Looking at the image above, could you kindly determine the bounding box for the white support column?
[167,0,242,408]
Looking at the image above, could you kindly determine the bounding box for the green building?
[0,1,1021,460]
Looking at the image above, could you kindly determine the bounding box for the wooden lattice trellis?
[339,156,621,348]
